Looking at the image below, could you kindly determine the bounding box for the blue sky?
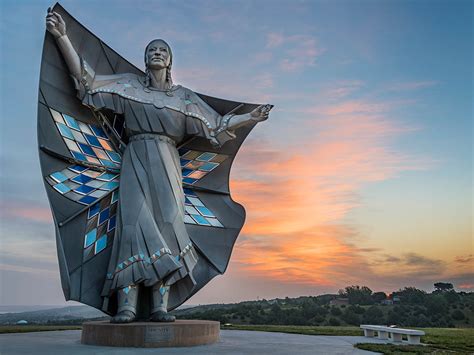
[0,0,472,306]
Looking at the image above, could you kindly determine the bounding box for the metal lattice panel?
[179,148,228,185]
[50,108,121,168]
[45,165,119,205]
[83,191,119,261]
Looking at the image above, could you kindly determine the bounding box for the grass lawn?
[356,327,474,354]
[0,325,82,334]
[355,343,446,354]
[222,324,474,354]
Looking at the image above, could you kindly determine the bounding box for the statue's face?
[146,40,171,70]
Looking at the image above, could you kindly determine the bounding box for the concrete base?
[81,320,219,348]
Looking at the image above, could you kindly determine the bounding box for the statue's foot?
[151,310,175,322]
[111,310,136,323]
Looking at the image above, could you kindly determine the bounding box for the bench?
[360,325,425,344]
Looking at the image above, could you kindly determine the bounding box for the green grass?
[355,343,445,354]
[420,328,474,353]
[356,327,474,354]
[0,325,82,334]
[222,325,474,354]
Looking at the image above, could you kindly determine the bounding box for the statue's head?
[144,39,173,87]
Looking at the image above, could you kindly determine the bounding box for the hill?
[172,286,474,328]
[0,306,107,325]
[2,283,472,328]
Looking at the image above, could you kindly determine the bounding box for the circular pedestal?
[81,320,220,348]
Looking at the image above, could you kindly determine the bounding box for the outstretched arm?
[46,8,81,82]
[222,104,273,131]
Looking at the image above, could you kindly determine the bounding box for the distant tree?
[451,310,465,321]
[444,290,460,303]
[311,315,325,325]
[268,303,283,324]
[406,314,431,327]
[413,305,428,317]
[288,310,307,325]
[330,307,342,316]
[362,306,385,325]
[317,294,336,305]
[342,308,360,325]
[392,287,426,304]
[426,295,449,315]
[315,306,328,317]
[348,305,365,315]
[434,282,454,292]
[386,305,407,325]
[301,300,317,318]
[371,292,387,303]
[339,285,373,305]
[328,317,341,326]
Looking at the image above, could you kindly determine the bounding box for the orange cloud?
[232,227,373,287]
[228,99,430,287]
[232,110,425,233]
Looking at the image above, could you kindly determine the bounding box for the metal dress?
[38,4,262,316]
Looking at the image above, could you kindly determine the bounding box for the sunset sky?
[0,0,472,306]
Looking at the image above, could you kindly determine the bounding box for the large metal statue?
[39,4,272,323]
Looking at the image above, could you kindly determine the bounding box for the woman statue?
[45,8,271,323]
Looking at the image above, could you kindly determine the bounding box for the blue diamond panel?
[45,165,120,206]
[178,149,227,185]
[95,235,108,254]
[83,190,119,261]
[49,108,122,169]
[183,188,223,228]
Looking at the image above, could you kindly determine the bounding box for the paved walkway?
[0,329,388,354]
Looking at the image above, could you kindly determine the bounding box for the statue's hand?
[250,104,273,122]
[46,8,66,39]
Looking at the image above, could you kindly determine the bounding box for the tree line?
[174,283,473,328]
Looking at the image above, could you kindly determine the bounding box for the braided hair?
[144,39,173,90]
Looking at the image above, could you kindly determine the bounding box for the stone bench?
[360,325,425,344]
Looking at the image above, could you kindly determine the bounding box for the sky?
[0,0,472,306]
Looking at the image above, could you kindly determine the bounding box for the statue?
[39,4,272,324]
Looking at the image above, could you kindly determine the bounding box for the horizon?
[1,280,469,310]
[0,0,472,307]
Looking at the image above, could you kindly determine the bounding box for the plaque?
[145,326,175,343]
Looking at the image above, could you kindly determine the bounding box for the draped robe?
[77,66,240,308]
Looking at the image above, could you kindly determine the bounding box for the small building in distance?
[329,297,349,306]
[16,320,28,325]
[380,295,401,305]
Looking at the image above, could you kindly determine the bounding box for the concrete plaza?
[0,329,389,354]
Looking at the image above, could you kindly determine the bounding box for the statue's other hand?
[250,104,273,122]
[46,8,66,39]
